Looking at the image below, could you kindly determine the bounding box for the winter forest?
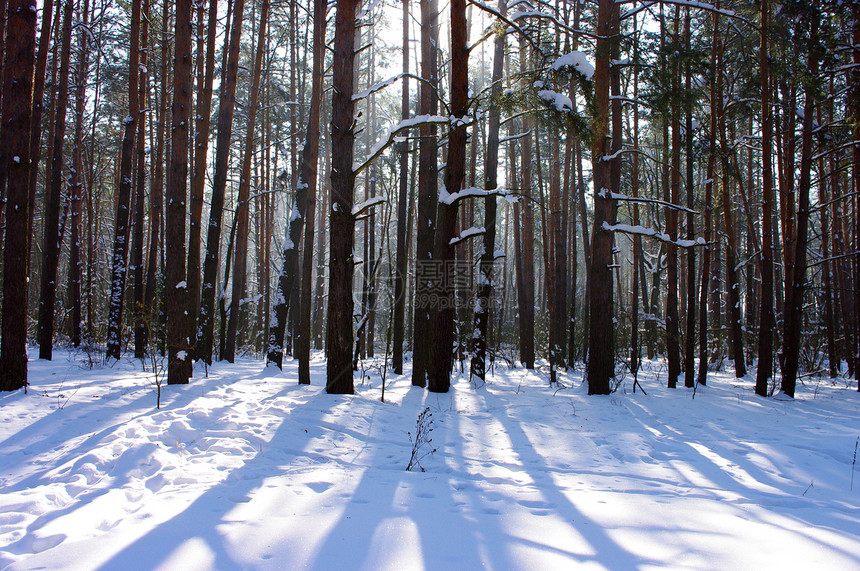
[1,0,860,568]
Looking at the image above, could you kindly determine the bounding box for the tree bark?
[392,0,410,375]
[0,0,38,391]
[296,0,327,384]
[186,0,218,355]
[586,0,618,395]
[37,0,74,360]
[471,0,505,384]
[756,0,775,397]
[781,18,818,398]
[426,0,467,393]
[198,0,246,364]
[68,0,90,349]
[165,0,194,384]
[106,0,141,360]
[326,0,360,394]
[412,0,439,387]
[225,0,269,362]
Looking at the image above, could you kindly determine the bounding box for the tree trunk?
[68,0,90,349]
[392,0,410,374]
[756,0,775,397]
[412,0,439,387]
[0,0,38,391]
[225,0,269,362]
[296,0,327,384]
[666,10,681,389]
[781,19,818,398]
[132,0,150,358]
[105,0,141,360]
[186,0,218,355]
[326,0,360,394]
[586,0,618,395]
[198,0,246,364]
[471,0,505,384]
[698,3,720,385]
[165,0,193,384]
[37,0,74,360]
[426,0,467,393]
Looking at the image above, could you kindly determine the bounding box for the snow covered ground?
[2,349,859,570]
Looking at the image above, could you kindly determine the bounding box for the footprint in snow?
[306,481,333,494]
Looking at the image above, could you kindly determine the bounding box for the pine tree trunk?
[392,0,410,374]
[471,0,505,383]
[68,0,89,349]
[224,0,269,362]
[756,0,775,397]
[0,0,38,391]
[165,0,193,384]
[666,10,681,389]
[426,0,467,393]
[781,19,818,398]
[698,4,720,385]
[37,0,74,360]
[586,0,618,395]
[326,0,360,394]
[198,0,246,364]
[106,0,141,360]
[132,0,150,358]
[412,0,439,387]
[186,0,218,355]
[296,0,327,384]
[144,0,170,351]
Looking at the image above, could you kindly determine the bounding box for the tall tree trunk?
[756,0,775,397]
[698,3,720,385]
[586,0,618,395]
[412,0,439,387]
[165,0,193,384]
[186,0,218,355]
[24,0,55,280]
[781,18,818,398]
[198,0,245,364]
[392,0,410,374]
[426,0,467,393]
[36,0,73,360]
[0,0,38,391]
[68,0,90,349]
[225,0,269,362]
[666,10,681,389]
[296,0,327,384]
[518,37,536,370]
[106,0,141,360]
[471,0,505,383]
[144,0,170,351]
[630,16,641,374]
[132,0,150,358]
[326,0,360,394]
[683,9,696,388]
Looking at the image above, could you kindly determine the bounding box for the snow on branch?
[599,189,698,215]
[353,73,405,102]
[619,0,748,25]
[450,227,486,247]
[550,51,594,80]
[603,222,705,249]
[439,186,509,205]
[352,195,387,217]
[353,115,449,175]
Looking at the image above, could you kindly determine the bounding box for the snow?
[1,349,859,570]
[449,226,485,246]
[550,50,595,80]
[351,195,386,216]
[537,90,574,113]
